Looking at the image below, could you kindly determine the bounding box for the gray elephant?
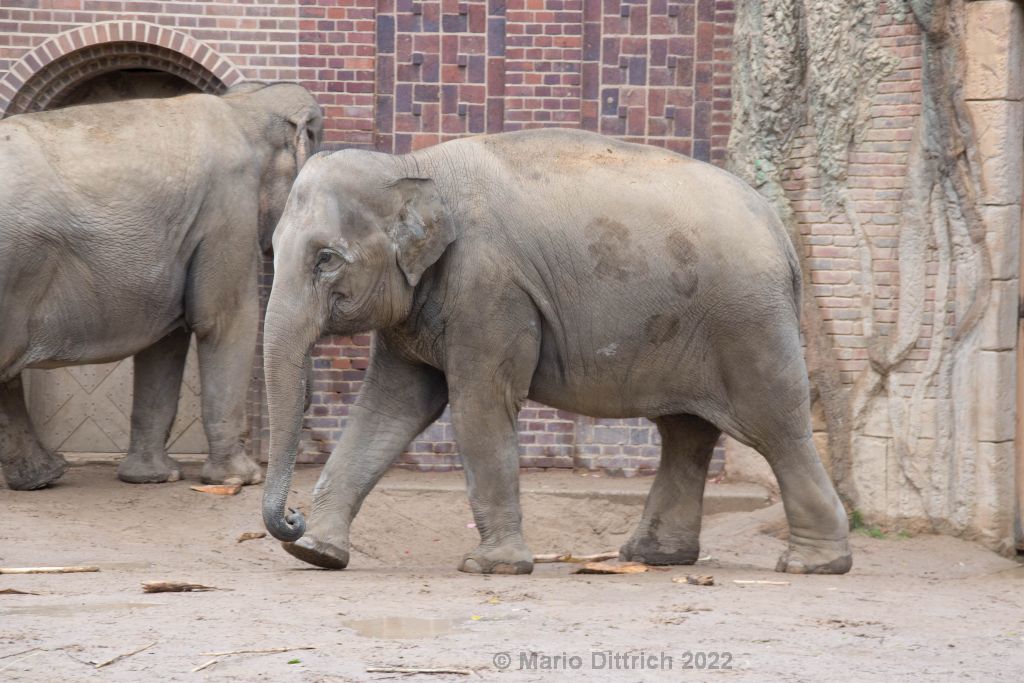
[261,128,852,576]
[0,82,323,490]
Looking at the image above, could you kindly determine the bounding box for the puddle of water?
[343,616,459,639]
[2,602,160,617]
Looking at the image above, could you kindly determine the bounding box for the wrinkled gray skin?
[263,129,851,576]
[0,83,323,490]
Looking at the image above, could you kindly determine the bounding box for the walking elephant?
[261,128,852,576]
[0,82,323,490]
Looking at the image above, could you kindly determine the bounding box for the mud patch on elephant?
[665,231,699,297]
[587,218,648,282]
[644,314,681,345]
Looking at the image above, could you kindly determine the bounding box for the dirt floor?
[2,463,1024,682]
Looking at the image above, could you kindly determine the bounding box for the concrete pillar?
[965,0,1023,551]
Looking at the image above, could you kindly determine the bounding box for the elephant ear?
[288,110,315,169]
[387,178,455,287]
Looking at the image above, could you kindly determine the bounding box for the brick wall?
[1,0,736,475]
[297,0,376,148]
[0,2,301,88]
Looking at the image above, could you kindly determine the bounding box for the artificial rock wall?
[725,0,1022,552]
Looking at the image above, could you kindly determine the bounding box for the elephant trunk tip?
[264,506,306,542]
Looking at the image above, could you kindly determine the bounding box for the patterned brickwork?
[1,1,736,474]
[504,0,583,129]
[297,0,376,148]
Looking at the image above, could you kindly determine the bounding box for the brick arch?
[0,21,245,116]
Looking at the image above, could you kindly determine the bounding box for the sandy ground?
[2,464,1023,682]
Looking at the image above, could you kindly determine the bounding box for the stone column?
[965,0,1023,551]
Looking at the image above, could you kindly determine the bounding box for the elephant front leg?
[283,341,448,569]
[620,414,720,565]
[450,385,534,576]
[0,375,68,490]
[118,328,190,484]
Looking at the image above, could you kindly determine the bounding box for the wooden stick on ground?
[190,484,241,496]
[94,640,157,669]
[733,579,790,586]
[533,550,619,564]
[575,561,648,575]
[0,566,99,575]
[199,646,316,657]
[0,649,47,674]
[191,659,219,672]
[142,581,220,593]
[366,666,474,675]
[533,552,571,563]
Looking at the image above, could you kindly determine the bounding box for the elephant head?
[225,82,324,252]
[260,152,455,541]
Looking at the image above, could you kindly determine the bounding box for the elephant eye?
[316,249,344,273]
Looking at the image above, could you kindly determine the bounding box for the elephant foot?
[118,451,183,484]
[619,535,699,566]
[201,452,262,486]
[2,449,69,490]
[458,541,534,575]
[282,535,350,569]
[775,536,852,575]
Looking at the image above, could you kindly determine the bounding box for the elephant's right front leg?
[0,375,68,490]
[118,327,190,484]
[449,383,534,575]
[283,346,447,569]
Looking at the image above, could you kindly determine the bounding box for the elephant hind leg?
[117,328,190,484]
[620,414,720,565]
[0,375,68,490]
[748,431,852,574]
[717,344,851,575]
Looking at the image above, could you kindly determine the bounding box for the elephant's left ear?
[288,110,315,169]
[388,177,456,287]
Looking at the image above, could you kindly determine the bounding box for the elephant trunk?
[261,288,320,542]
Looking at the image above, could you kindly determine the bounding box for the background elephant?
[0,82,323,490]
[261,128,852,576]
